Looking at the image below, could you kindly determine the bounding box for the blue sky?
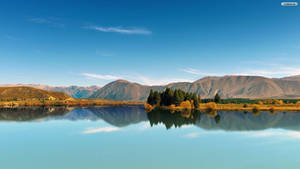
[0,0,300,86]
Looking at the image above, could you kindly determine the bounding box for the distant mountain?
[0,86,71,101]
[36,85,101,98]
[2,75,300,101]
[90,75,300,101]
[89,80,163,101]
[281,75,300,81]
[0,84,101,98]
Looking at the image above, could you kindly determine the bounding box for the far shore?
[145,103,300,112]
[0,98,144,108]
[2,99,300,112]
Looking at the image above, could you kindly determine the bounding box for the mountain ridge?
[2,75,300,101]
[91,75,300,101]
[0,84,101,98]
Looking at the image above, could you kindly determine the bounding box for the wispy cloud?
[183,130,226,139]
[81,73,122,80]
[81,72,194,85]
[237,67,300,77]
[182,67,300,78]
[181,68,220,76]
[137,76,193,86]
[247,130,300,139]
[182,68,208,75]
[3,35,20,41]
[85,26,152,35]
[184,132,200,138]
[82,127,120,134]
[139,122,151,130]
[28,17,65,27]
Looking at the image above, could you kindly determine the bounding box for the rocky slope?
[91,76,300,101]
[0,84,101,98]
[0,86,71,101]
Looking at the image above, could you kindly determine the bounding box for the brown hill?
[0,84,101,98]
[0,86,71,101]
[90,80,163,101]
[281,75,300,81]
[90,75,300,101]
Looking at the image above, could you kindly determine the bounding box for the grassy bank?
[145,102,300,112]
[0,98,143,107]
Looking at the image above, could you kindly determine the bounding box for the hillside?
[89,80,163,101]
[91,75,300,101]
[2,75,300,102]
[0,84,101,98]
[0,86,71,101]
[281,75,300,81]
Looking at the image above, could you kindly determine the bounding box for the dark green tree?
[153,91,161,106]
[192,93,199,108]
[214,93,221,103]
[161,88,174,106]
[147,89,155,105]
[174,89,184,106]
[198,93,201,103]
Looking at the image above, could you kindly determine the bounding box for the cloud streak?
[184,132,200,138]
[82,127,120,134]
[81,73,122,80]
[81,72,194,85]
[137,76,194,86]
[28,17,65,27]
[85,26,151,35]
[247,130,300,139]
[182,67,300,78]
[181,68,221,76]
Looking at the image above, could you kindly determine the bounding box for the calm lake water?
[1,106,300,169]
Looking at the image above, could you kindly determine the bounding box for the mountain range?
[0,86,71,101]
[0,84,101,98]
[2,75,300,101]
[90,75,300,101]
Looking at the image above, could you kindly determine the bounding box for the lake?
[0,106,300,169]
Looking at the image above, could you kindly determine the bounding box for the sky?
[0,0,300,86]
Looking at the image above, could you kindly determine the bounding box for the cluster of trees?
[147,88,201,108]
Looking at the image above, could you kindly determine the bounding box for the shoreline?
[0,99,144,108]
[145,103,300,112]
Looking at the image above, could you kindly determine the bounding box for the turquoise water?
[0,106,300,169]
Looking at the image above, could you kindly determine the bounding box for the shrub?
[144,103,153,112]
[168,104,176,109]
[179,100,192,109]
[252,106,260,114]
[206,102,217,111]
[269,107,276,114]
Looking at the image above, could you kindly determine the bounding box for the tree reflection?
[147,108,203,129]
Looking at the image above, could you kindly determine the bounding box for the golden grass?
[149,103,300,112]
[0,98,143,107]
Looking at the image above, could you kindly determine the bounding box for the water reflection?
[0,107,69,121]
[1,106,300,131]
[148,108,300,131]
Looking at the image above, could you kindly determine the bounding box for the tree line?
[147,88,224,109]
[147,88,201,108]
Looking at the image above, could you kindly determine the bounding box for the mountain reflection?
[0,106,147,127]
[0,107,69,121]
[1,106,300,131]
[147,109,300,131]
